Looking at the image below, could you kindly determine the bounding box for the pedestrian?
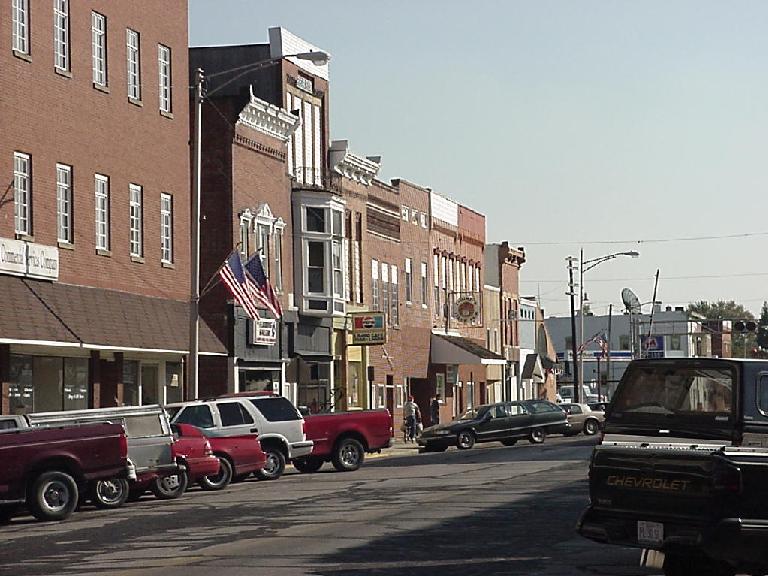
[430,394,441,426]
[403,395,420,442]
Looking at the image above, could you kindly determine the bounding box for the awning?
[430,333,506,365]
[521,353,545,381]
[0,276,226,355]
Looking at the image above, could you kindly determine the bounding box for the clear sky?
[189,0,768,318]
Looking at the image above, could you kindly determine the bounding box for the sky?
[189,0,768,319]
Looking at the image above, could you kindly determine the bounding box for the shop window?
[435,373,446,403]
[123,361,140,406]
[8,355,33,414]
[165,362,182,404]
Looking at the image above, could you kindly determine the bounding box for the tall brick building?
[0,0,223,415]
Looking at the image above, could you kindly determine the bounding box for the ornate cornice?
[330,140,380,186]
[237,86,299,142]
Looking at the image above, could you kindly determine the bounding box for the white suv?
[166,396,313,480]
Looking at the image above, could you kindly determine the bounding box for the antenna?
[621,288,641,314]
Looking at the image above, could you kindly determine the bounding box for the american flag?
[218,251,261,320]
[244,253,283,318]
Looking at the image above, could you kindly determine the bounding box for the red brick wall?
[0,1,190,301]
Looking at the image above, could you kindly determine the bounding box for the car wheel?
[501,439,517,447]
[199,456,232,491]
[332,438,365,472]
[27,471,79,521]
[456,430,475,450]
[255,448,286,481]
[529,428,546,444]
[150,470,188,500]
[91,478,130,509]
[583,419,600,436]
[293,457,325,473]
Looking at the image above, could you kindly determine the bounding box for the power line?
[521,271,768,284]
[512,230,768,246]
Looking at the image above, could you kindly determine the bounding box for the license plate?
[637,520,664,545]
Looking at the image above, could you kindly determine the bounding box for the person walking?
[403,395,420,442]
[430,394,441,426]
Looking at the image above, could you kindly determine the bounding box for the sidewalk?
[368,436,421,460]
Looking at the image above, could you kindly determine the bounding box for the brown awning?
[430,333,506,365]
[0,276,226,355]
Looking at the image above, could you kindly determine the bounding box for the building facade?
[0,0,224,415]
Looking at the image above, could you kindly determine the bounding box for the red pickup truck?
[293,409,392,473]
[0,422,130,522]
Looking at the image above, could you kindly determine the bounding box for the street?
[0,436,655,576]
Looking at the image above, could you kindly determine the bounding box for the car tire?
[501,439,518,447]
[456,430,475,450]
[293,457,325,474]
[332,438,365,472]
[256,448,286,481]
[529,428,546,444]
[27,471,79,521]
[199,456,233,491]
[583,419,600,436]
[150,470,188,500]
[91,478,130,509]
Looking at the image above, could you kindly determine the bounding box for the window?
[274,228,283,291]
[307,241,325,293]
[303,100,313,183]
[306,206,325,232]
[475,266,480,292]
[391,265,399,326]
[13,152,31,236]
[382,263,390,324]
[175,405,214,429]
[12,0,29,54]
[332,240,343,297]
[158,44,171,113]
[670,334,681,351]
[372,259,380,311]
[421,261,428,307]
[396,384,404,408]
[129,184,142,257]
[56,164,72,243]
[433,254,441,313]
[404,258,413,303]
[249,397,301,421]
[258,223,270,271]
[91,12,107,86]
[420,212,428,228]
[126,29,140,100]
[401,206,409,221]
[619,335,630,351]
[161,193,173,263]
[436,373,446,401]
[313,103,322,185]
[94,174,109,250]
[216,402,254,426]
[293,97,304,183]
[54,0,70,70]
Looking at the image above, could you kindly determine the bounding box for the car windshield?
[459,408,479,420]
[613,365,734,420]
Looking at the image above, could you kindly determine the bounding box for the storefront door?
[141,365,159,405]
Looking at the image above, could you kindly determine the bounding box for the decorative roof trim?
[237,86,299,142]
[329,140,380,186]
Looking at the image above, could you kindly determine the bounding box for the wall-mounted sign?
[350,312,386,345]
[446,364,458,387]
[295,75,314,94]
[0,238,59,280]
[453,294,480,323]
[251,318,278,346]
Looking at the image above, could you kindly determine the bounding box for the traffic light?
[734,320,757,333]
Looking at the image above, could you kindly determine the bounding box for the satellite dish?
[621,288,641,314]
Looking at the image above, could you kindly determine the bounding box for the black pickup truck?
[577,358,768,576]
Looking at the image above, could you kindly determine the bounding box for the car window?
[529,401,557,414]
[175,405,214,429]
[492,405,506,418]
[0,419,18,430]
[249,397,301,422]
[217,402,254,426]
[507,403,527,415]
[569,405,583,415]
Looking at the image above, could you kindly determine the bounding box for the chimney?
[675,306,684,312]
[666,306,672,312]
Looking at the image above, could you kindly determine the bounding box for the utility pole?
[189,67,203,401]
[606,303,612,400]
[566,256,580,402]
[578,248,584,401]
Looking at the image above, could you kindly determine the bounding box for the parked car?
[292,408,392,473]
[22,405,182,506]
[167,396,312,481]
[164,424,221,493]
[203,433,268,487]
[0,422,131,522]
[418,400,571,452]
[559,403,604,435]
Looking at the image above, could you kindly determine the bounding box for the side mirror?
[298,406,310,417]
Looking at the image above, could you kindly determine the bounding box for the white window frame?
[94,174,110,250]
[56,163,72,243]
[401,206,409,221]
[158,44,171,113]
[14,152,31,236]
[404,258,412,304]
[313,103,322,185]
[12,0,29,54]
[372,259,380,312]
[129,184,143,257]
[306,240,327,295]
[92,12,107,86]
[391,265,399,326]
[303,100,313,183]
[127,29,140,100]
[421,261,428,308]
[293,96,304,183]
[274,226,283,292]
[332,239,343,298]
[161,193,173,263]
[396,384,404,409]
[54,0,70,71]
[286,93,294,176]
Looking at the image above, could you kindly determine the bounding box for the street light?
[189,50,330,400]
[576,249,639,402]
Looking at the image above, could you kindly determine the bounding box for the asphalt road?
[0,436,657,576]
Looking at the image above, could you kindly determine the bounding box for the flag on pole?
[219,251,261,321]
[244,253,283,318]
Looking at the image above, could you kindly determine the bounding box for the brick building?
[0,0,224,415]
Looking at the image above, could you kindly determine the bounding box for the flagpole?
[189,67,203,402]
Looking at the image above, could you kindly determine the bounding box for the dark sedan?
[418,400,571,452]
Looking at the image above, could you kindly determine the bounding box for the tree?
[687,300,756,358]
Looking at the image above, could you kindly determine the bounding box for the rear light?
[204,441,213,456]
[713,464,742,494]
[119,433,129,458]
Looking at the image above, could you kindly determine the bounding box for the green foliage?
[687,300,755,320]
[758,301,768,351]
